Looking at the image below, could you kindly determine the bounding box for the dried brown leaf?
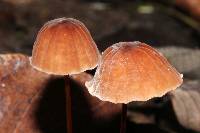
[158,47,200,78]
[0,54,51,133]
[0,54,121,133]
[176,0,200,20]
[170,80,200,132]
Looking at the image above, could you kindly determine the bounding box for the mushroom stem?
[65,75,73,133]
[120,104,127,133]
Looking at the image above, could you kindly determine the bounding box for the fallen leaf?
[170,80,200,132]
[176,0,200,20]
[0,54,51,132]
[0,53,121,133]
[158,46,200,78]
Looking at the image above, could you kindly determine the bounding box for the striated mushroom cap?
[85,42,183,104]
[31,18,100,75]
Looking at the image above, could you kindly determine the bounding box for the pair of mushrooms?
[31,18,183,133]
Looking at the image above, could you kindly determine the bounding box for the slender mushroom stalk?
[30,18,100,133]
[65,76,72,133]
[120,104,127,133]
[85,41,183,133]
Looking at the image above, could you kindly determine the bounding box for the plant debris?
[0,54,122,133]
[170,80,200,132]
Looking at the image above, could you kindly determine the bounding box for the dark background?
[0,0,200,54]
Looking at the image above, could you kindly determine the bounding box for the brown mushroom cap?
[85,42,183,104]
[31,18,100,75]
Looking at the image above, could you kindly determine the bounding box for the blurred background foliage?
[0,0,200,53]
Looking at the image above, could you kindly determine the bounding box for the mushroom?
[30,18,100,133]
[85,41,183,133]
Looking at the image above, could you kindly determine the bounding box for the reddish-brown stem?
[65,76,72,133]
[120,104,127,133]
